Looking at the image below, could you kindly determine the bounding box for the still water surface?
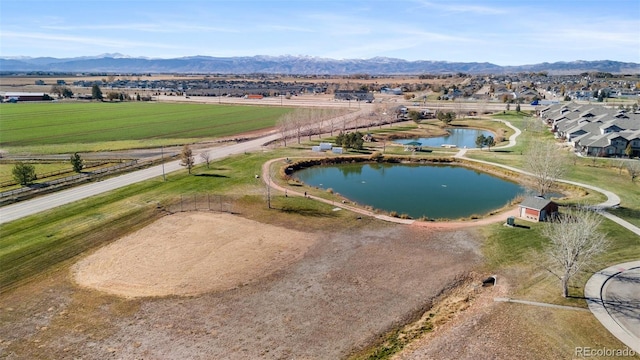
[295,163,525,219]
[394,128,494,148]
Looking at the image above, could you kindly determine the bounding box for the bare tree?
[292,111,304,144]
[277,113,293,146]
[199,151,211,168]
[315,114,324,139]
[626,160,640,182]
[328,115,337,137]
[542,206,608,297]
[304,109,316,141]
[523,140,568,197]
[364,109,377,131]
[180,144,195,174]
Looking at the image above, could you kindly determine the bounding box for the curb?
[584,261,640,354]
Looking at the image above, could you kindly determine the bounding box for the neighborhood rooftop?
[539,102,640,157]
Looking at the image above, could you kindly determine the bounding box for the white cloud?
[1,31,181,50]
[413,0,509,15]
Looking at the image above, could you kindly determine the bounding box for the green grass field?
[0,102,291,148]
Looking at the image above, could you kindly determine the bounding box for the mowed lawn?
[0,102,291,146]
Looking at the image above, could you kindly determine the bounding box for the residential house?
[540,103,640,157]
[334,90,374,102]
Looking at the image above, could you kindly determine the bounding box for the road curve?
[584,261,640,354]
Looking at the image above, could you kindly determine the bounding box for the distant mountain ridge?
[1,55,638,75]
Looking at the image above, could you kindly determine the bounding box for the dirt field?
[72,212,316,298]
[0,211,484,359]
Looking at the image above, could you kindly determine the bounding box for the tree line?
[276,108,352,146]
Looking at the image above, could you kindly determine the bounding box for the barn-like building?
[2,92,47,102]
[518,196,558,222]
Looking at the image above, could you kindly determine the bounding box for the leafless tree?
[180,144,195,174]
[526,117,546,134]
[542,206,608,297]
[523,140,569,197]
[364,110,376,132]
[277,113,293,146]
[328,115,337,137]
[292,111,305,144]
[199,151,211,168]
[626,160,640,182]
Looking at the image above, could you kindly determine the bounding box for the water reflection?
[394,128,494,148]
[295,163,525,219]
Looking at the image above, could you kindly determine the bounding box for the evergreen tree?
[91,84,103,100]
[475,134,486,149]
[12,162,37,186]
[70,152,84,173]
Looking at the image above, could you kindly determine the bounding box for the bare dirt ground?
[72,212,316,298]
[0,211,485,359]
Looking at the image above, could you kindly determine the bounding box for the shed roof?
[519,196,554,211]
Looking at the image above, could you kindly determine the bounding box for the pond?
[294,163,526,219]
[394,128,494,148]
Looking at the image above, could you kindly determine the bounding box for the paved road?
[585,261,640,354]
[0,133,280,224]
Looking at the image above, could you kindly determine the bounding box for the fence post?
[208,193,210,211]
[194,193,197,211]
[181,195,183,212]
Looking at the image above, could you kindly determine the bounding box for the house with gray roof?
[539,103,640,157]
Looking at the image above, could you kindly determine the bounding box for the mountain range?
[1,54,638,75]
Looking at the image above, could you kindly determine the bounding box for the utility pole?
[267,173,271,209]
[161,145,166,181]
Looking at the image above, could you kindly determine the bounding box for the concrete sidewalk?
[584,261,640,354]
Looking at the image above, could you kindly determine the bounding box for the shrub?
[370,151,383,162]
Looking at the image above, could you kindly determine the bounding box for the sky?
[1,0,639,66]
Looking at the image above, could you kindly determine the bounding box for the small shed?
[518,196,558,222]
[403,141,422,152]
[319,142,333,151]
